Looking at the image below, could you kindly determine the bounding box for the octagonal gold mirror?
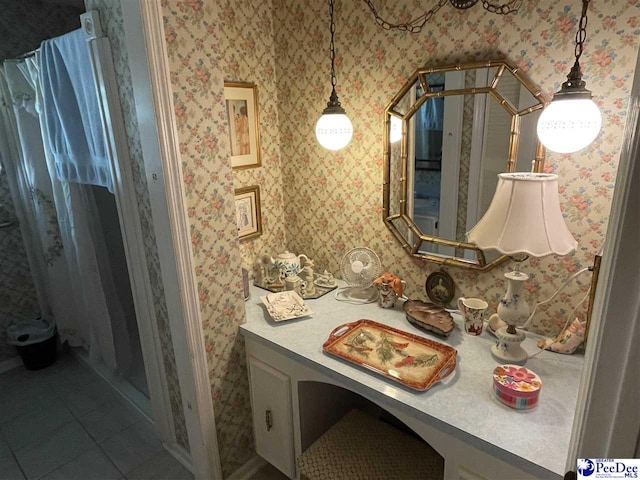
[383,59,549,270]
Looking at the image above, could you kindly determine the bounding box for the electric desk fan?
[335,247,383,304]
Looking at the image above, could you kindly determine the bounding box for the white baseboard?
[0,356,22,374]
[228,455,267,480]
[163,441,194,474]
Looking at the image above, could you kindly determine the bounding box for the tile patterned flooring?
[0,353,193,480]
[249,463,288,480]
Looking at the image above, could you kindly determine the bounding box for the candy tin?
[492,364,542,410]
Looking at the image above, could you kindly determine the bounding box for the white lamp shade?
[537,98,602,153]
[315,113,353,151]
[467,173,577,257]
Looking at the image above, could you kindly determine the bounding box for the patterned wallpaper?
[161,1,255,475]
[158,0,637,476]
[0,0,84,363]
[219,1,287,268]
[84,0,189,450]
[274,0,639,336]
[0,173,40,362]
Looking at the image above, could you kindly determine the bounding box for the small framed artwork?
[224,82,262,170]
[234,185,262,241]
[425,269,456,307]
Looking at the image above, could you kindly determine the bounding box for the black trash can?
[7,318,57,370]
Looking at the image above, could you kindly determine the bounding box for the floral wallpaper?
[217,1,287,269]
[274,0,639,336]
[84,0,189,450]
[150,0,637,476]
[161,0,255,475]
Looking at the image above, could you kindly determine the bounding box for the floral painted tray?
[322,319,457,391]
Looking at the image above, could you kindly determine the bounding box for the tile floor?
[0,352,193,480]
[249,463,288,480]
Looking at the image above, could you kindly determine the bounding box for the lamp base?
[491,326,527,364]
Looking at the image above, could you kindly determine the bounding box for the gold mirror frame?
[383,59,550,271]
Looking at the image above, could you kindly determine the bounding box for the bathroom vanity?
[240,284,583,480]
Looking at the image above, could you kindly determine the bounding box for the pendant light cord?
[563,0,591,90]
[323,0,345,113]
[329,0,337,94]
[574,0,590,65]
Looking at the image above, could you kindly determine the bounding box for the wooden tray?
[322,319,457,391]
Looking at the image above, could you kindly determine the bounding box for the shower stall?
[0,12,154,412]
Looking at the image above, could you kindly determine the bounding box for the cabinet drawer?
[248,356,295,478]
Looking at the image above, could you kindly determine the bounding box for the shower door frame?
[80,9,180,464]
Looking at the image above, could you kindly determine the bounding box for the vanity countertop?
[240,283,584,478]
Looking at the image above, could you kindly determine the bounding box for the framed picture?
[234,185,262,241]
[425,269,456,307]
[224,82,262,170]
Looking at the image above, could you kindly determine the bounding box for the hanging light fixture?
[315,0,353,151]
[537,0,601,154]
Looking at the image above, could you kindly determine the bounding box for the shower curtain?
[0,37,128,371]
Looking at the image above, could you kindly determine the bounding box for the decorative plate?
[260,291,312,322]
[323,319,457,391]
[425,270,456,306]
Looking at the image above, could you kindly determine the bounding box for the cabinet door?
[249,357,295,478]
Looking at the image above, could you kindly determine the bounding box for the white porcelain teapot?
[272,251,310,278]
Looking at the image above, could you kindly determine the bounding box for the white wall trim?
[121,1,223,479]
[80,10,176,445]
[567,46,640,467]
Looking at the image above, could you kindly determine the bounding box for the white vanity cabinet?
[241,284,584,480]
[247,357,295,478]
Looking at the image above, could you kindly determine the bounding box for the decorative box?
[492,364,542,410]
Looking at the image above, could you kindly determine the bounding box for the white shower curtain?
[0,54,127,371]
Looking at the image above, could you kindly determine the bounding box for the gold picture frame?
[234,185,262,241]
[224,82,262,170]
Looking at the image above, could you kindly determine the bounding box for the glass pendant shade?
[317,0,352,152]
[536,0,600,154]
[315,111,353,151]
[537,97,602,154]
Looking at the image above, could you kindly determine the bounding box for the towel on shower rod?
[40,29,113,192]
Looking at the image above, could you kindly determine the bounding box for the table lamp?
[467,173,577,364]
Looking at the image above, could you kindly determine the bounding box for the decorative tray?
[403,300,455,337]
[322,319,457,391]
[260,291,312,322]
[254,273,337,299]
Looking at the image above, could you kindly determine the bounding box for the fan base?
[335,286,379,304]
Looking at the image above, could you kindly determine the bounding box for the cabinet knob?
[265,409,273,431]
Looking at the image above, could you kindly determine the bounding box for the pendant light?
[537,0,601,154]
[315,0,353,151]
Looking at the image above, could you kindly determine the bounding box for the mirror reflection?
[384,60,547,270]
